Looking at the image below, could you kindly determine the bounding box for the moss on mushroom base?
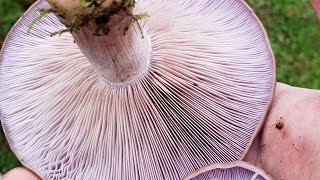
[31,0,152,84]
[30,0,148,37]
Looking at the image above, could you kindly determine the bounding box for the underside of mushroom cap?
[183,161,272,180]
[0,0,275,179]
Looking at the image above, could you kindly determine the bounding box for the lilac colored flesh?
[0,0,274,179]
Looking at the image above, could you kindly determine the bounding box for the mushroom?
[183,161,272,180]
[0,0,275,179]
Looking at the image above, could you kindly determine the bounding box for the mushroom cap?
[183,161,272,180]
[0,0,275,179]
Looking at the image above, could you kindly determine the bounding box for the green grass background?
[0,0,319,174]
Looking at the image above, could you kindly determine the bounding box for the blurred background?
[0,0,319,175]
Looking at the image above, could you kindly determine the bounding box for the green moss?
[124,12,149,38]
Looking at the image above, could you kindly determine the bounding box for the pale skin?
[245,83,320,180]
[3,1,320,180]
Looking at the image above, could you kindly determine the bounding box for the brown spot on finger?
[275,117,285,130]
[282,130,288,139]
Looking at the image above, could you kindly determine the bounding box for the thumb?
[311,0,320,21]
[3,167,41,180]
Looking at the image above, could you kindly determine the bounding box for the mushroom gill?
[183,161,272,180]
[0,0,275,179]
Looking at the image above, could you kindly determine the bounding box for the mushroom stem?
[72,21,151,84]
[45,0,151,84]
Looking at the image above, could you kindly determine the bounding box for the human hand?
[244,2,320,179]
[245,83,320,179]
[3,167,40,180]
[311,0,320,20]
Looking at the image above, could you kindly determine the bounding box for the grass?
[0,0,35,48]
[247,0,320,89]
[0,0,319,174]
[0,129,21,173]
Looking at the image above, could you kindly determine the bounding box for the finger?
[245,83,320,179]
[311,0,320,21]
[3,167,41,180]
